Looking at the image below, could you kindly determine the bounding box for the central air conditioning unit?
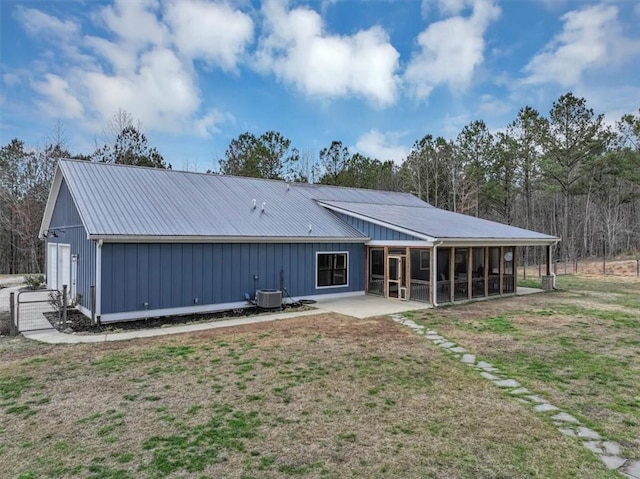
[256,289,282,309]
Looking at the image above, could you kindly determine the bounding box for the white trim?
[77,304,91,318]
[39,167,64,239]
[319,202,436,242]
[438,238,559,247]
[432,240,442,306]
[366,240,433,247]
[89,234,368,243]
[99,290,366,323]
[96,240,102,319]
[315,251,349,289]
[286,290,365,303]
[100,300,251,323]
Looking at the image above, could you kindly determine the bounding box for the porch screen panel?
[368,248,384,295]
[488,247,500,295]
[410,249,430,303]
[453,248,468,301]
[436,248,451,304]
[472,247,486,298]
[503,247,515,293]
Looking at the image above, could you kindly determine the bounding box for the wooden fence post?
[62,284,68,327]
[9,292,16,336]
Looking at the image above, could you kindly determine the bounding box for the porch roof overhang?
[319,201,560,247]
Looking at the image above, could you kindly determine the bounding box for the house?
[40,160,559,323]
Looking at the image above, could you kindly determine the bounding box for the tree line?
[1,94,639,274]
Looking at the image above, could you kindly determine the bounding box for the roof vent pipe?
[261,202,266,212]
[309,224,312,233]
[287,183,290,191]
[252,199,256,210]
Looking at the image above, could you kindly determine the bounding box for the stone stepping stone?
[426,330,438,335]
[603,441,622,456]
[426,334,443,340]
[582,441,604,454]
[439,341,456,349]
[558,428,576,437]
[461,354,476,364]
[433,339,445,344]
[533,403,559,413]
[551,412,579,424]
[516,398,529,404]
[494,379,521,388]
[450,346,467,353]
[577,427,601,439]
[624,460,640,478]
[524,395,547,404]
[510,387,530,395]
[477,361,494,369]
[599,455,627,470]
[481,372,499,380]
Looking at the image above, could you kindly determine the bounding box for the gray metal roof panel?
[59,160,367,239]
[322,201,557,240]
[293,183,430,207]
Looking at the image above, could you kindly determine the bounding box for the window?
[317,252,348,288]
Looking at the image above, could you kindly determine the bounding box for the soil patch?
[44,303,314,334]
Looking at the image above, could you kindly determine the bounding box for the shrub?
[24,275,45,290]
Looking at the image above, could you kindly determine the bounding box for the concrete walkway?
[391,313,639,479]
[20,295,430,344]
[12,288,540,345]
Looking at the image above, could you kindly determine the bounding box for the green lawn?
[414,275,640,461]
[0,310,616,478]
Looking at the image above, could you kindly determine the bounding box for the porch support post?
[467,248,472,301]
[406,247,411,300]
[546,244,551,276]
[499,246,504,295]
[383,246,389,298]
[365,246,369,294]
[432,246,438,305]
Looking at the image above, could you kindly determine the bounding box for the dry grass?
[0,313,614,479]
[415,275,640,460]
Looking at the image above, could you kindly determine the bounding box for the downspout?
[551,240,560,289]
[432,240,443,306]
[96,240,103,322]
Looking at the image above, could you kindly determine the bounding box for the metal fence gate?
[15,289,59,333]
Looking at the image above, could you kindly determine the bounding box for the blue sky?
[1,0,639,171]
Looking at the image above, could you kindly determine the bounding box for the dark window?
[317,253,348,287]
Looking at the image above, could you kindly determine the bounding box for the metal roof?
[56,160,367,240]
[320,201,558,241]
[293,183,429,207]
[45,159,557,244]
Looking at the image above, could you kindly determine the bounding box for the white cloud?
[256,1,400,106]
[355,130,409,163]
[193,109,232,137]
[82,48,200,132]
[32,74,84,119]
[15,6,79,40]
[96,0,169,50]
[14,1,243,136]
[165,0,254,71]
[523,4,640,86]
[405,0,501,100]
[421,0,471,18]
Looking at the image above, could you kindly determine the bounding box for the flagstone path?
[390,313,640,479]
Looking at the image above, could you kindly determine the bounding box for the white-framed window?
[316,251,349,289]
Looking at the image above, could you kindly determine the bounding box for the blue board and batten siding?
[47,179,96,310]
[334,212,420,241]
[101,242,364,316]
